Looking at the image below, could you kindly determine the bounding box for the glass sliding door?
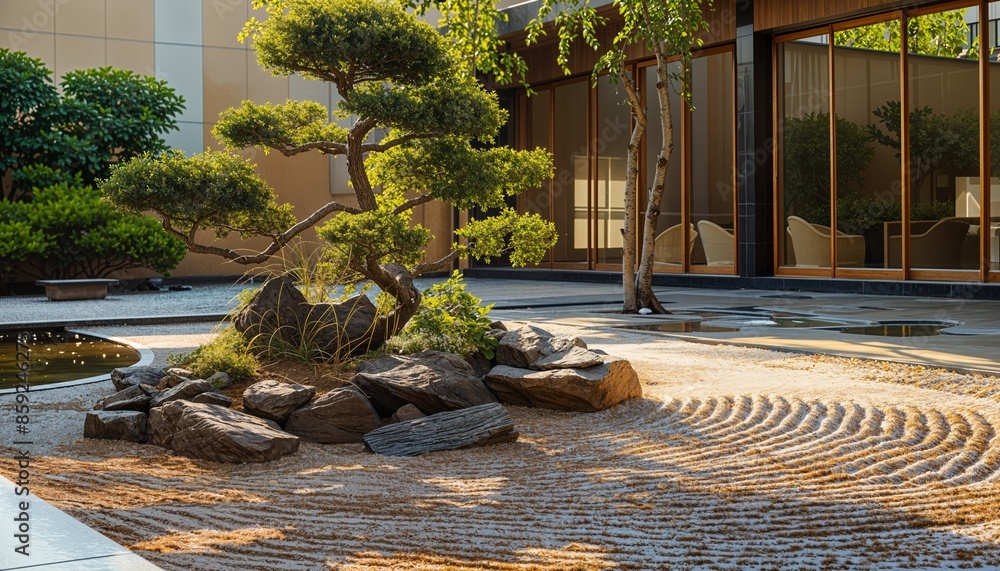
[833,19,902,270]
[907,5,980,272]
[595,78,630,266]
[521,88,551,265]
[777,33,832,270]
[690,50,736,270]
[552,80,590,265]
[644,61,685,270]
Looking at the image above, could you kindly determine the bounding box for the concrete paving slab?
[0,477,163,570]
[492,285,1000,375]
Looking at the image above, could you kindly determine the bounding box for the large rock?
[111,365,168,392]
[148,400,299,463]
[159,372,192,389]
[495,326,587,370]
[84,411,147,442]
[150,379,218,409]
[242,380,316,423]
[364,403,518,457]
[284,386,381,443]
[232,276,382,357]
[190,392,233,408]
[484,356,642,412]
[352,351,498,415]
[96,384,157,412]
[533,345,605,371]
[205,371,234,390]
[389,404,425,424]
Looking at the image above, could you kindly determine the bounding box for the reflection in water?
[840,324,946,337]
[620,321,740,333]
[0,330,140,390]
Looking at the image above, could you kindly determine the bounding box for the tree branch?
[158,199,361,265]
[275,141,347,156]
[412,249,461,276]
[361,132,424,153]
[391,194,434,215]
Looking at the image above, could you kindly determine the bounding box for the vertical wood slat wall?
[756,0,902,31]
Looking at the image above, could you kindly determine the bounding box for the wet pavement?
[0,277,998,374]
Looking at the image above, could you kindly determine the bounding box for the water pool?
[0,329,144,392]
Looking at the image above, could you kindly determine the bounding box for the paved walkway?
[0,477,163,570]
[1,277,999,373]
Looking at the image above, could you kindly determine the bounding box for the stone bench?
[36,279,119,301]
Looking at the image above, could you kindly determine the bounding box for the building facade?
[0,0,454,278]
[483,0,1000,297]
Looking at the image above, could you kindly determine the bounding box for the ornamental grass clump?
[169,326,260,383]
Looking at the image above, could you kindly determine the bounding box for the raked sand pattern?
[19,326,1000,570]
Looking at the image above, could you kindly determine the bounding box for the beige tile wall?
[106,0,154,42]
[54,0,106,37]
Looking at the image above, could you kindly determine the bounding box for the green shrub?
[1,49,184,201]
[168,326,260,383]
[385,271,495,358]
[0,183,186,280]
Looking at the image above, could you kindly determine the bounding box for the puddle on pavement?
[714,315,850,328]
[0,329,140,391]
[839,323,949,337]
[619,321,740,333]
[759,294,814,299]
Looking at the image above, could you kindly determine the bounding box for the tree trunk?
[360,261,422,349]
[347,118,379,212]
[635,47,675,313]
[619,71,645,313]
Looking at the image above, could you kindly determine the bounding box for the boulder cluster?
[84,324,642,462]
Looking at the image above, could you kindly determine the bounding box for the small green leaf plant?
[384,271,497,359]
[168,326,260,383]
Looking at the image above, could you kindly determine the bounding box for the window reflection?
[906,7,980,271]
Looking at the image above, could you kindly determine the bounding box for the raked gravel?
[4,321,1000,570]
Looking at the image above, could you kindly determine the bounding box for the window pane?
[778,35,831,268]
[552,81,589,264]
[989,3,1000,270]
[907,8,979,271]
[596,78,630,266]
[645,62,684,269]
[833,20,902,269]
[520,90,551,264]
[690,51,735,269]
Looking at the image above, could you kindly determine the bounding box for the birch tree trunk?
[620,70,645,313]
[635,46,674,313]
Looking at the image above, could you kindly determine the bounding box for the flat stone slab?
[484,357,642,412]
[36,279,119,301]
[364,403,518,457]
[0,476,164,570]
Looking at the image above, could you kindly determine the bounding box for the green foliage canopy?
[0,49,184,200]
[103,0,556,341]
[0,183,186,281]
[103,150,296,242]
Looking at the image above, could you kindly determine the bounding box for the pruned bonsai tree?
[102,0,555,355]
